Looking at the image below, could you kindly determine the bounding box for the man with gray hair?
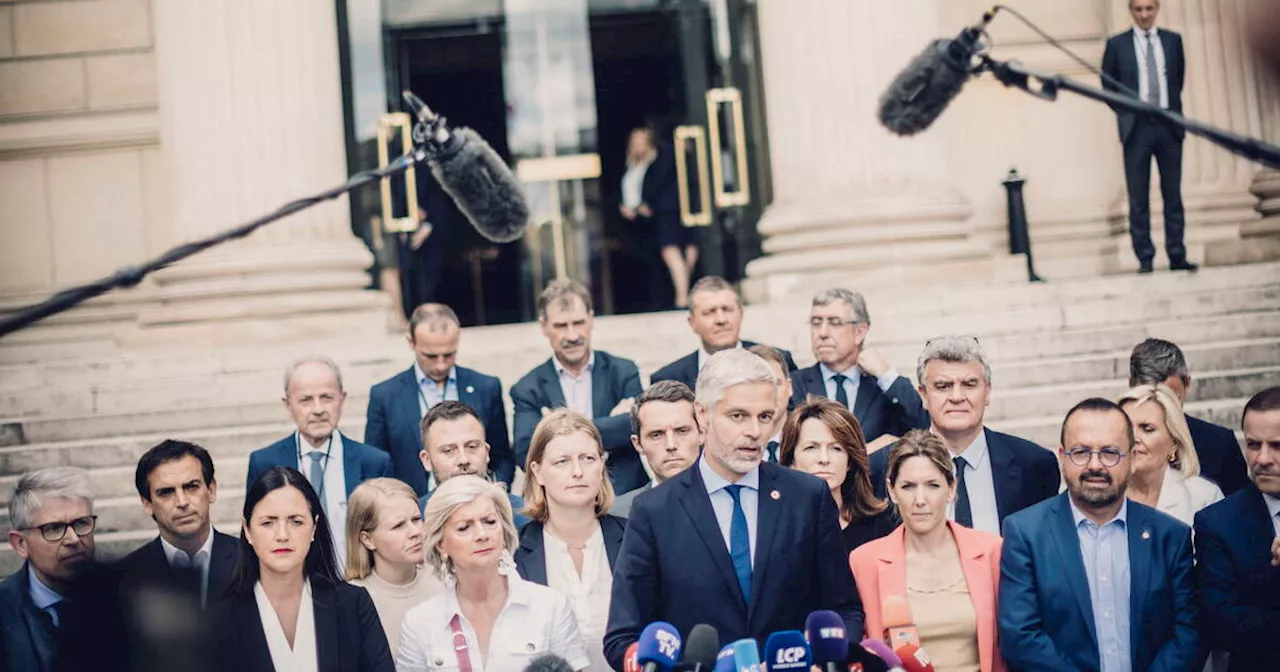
[247,357,391,565]
[791,287,929,444]
[605,349,862,669]
[868,335,1060,535]
[1129,337,1249,495]
[1,466,97,670]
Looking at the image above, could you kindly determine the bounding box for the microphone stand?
[0,94,439,340]
[977,54,1280,171]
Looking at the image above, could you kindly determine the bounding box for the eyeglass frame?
[808,316,863,329]
[1062,447,1129,468]
[19,515,98,543]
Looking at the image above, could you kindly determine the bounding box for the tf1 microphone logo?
[771,647,808,671]
[819,627,845,641]
[656,630,681,658]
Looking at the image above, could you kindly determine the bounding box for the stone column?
[744,0,982,301]
[137,0,385,342]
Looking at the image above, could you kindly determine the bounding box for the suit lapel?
[397,367,424,450]
[801,367,826,400]
[851,373,877,420]
[602,516,625,570]
[1128,505,1153,654]
[518,523,549,585]
[875,528,908,603]
[313,581,341,672]
[749,465,781,620]
[679,467,748,615]
[208,531,238,603]
[591,353,612,419]
[985,429,1019,522]
[538,360,567,408]
[457,368,478,413]
[676,352,698,389]
[954,526,997,670]
[339,432,359,498]
[1049,495,1098,647]
[1243,487,1277,563]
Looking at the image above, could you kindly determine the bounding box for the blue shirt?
[698,455,759,567]
[27,566,64,628]
[1070,497,1132,672]
[415,363,458,417]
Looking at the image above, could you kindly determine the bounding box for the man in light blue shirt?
[1071,496,1132,671]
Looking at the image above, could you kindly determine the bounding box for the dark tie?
[725,485,752,604]
[953,456,973,528]
[307,452,329,517]
[831,374,850,409]
[1145,32,1161,105]
[766,441,779,463]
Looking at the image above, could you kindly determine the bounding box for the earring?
[441,555,457,589]
[498,549,517,577]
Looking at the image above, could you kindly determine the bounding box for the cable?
[992,3,1141,100]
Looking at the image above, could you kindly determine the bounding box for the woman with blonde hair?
[517,409,624,672]
[345,477,443,655]
[1117,383,1223,524]
[396,475,588,672]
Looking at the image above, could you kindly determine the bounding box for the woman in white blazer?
[1117,384,1224,525]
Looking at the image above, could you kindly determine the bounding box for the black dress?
[840,507,900,555]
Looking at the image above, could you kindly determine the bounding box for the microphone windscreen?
[637,622,683,671]
[714,645,737,672]
[428,127,530,243]
[730,638,761,672]
[881,596,914,629]
[858,640,902,668]
[844,642,890,672]
[763,631,811,672]
[893,645,934,672]
[878,39,970,137]
[523,654,575,672]
[803,610,848,664]
[682,624,721,669]
[625,642,642,672]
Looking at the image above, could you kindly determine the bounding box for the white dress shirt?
[1155,467,1224,526]
[395,573,590,672]
[160,529,216,605]
[697,342,743,371]
[621,160,651,209]
[544,525,613,671]
[946,431,1001,536]
[818,363,900,412]
[1132,26,1169,109]
[1263,493,1280,537]
[297,431,347,568]
[254,579,319,672]
[699,456,759,566]
[554,352,595,418]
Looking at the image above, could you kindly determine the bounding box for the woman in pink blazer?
[849,431,1005,672]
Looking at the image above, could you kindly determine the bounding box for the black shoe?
[1138,262,1154,274]
[1170,260,1199,272]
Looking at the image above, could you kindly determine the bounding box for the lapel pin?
[1141,530,1151,540]
[770,490,781,500]
[465,385,475,394]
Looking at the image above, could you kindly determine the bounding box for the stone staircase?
[1,261,1278,575]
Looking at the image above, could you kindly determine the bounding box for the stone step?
[989,397,1247,449]
[0,454,252,508]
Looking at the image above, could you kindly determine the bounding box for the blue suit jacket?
[511,350,648,494]
[869,427,1060,530]
[998,493,1200,672]
[603,459,863,671]
[365,365,514,495]
[649,341,798,391]
[1185,414,1249,496]
[1193,484,1280,671]
[515,515,627,585]
[790,365,929,442]
[246,433,392,498]
[0,565,56,672]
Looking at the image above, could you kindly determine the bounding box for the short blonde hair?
[422,475,518,580]
[1116,383,1201,477]
[522,409,615,523]
[344,478,420,581]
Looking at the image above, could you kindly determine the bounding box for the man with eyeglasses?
[998,397,1199,672]
[791,287,929,446]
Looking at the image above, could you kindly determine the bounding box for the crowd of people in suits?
[2,274,1278,672]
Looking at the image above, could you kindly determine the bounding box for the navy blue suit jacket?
[790,365,929,442]
[869,427,1060,530]
[1193,485,1280,671]
[1101,28,1186,143]
[365,365,514,495]
[998,493,1200,672]
[649,341,798,391]
[515,515,627,585]
[603,459,863,671]
[0,564,57,672]
[246,433,392,497]
[118,530,240,605]
[1185,414,1249,496]
[511,350,648,494]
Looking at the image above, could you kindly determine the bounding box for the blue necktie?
[725,484,752,604]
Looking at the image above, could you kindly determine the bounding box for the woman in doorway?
[620,127,696,309]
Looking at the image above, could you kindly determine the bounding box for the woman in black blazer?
[213,466,394,672]
[516,409,627,671]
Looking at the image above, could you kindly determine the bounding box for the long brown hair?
[779,397,888,522]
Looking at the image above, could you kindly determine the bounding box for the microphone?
[858,640,903,670]
[637,622,683,672]
[730,639,762,672]
[401,90,530,243]
[714,645,737,672]
[892,645,934,672]
[844,641,891,672]
[881,596,921,650]
[762,631,811,672]
[523,654,575,672]
[625,642,642,672]
[673,624,720,672]
[804,610,849,672]
[877,7,999,136]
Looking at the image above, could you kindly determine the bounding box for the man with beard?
[604,349,862,669]
[998,398,1200,672]
[416,400,529,527]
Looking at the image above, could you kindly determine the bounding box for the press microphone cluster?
[637,622,683,672]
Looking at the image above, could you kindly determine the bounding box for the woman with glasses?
[515,409,623,672]
[214,466,394,672]
[1117,384,1223,525]
[779,398,896,554]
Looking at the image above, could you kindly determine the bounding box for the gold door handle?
[706,87,750,208]
[673,125,713,226]
[377,112,420,234]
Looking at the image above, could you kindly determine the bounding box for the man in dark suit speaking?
[604,349,862,669]
[1102,0,1196,273]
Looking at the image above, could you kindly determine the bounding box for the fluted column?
[138,0,384,339]
[745,0,980,300]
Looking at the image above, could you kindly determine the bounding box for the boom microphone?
[881,596,921,650]
[878,7,999,136]
[762,631,811,672]
[637,622,683,672]
[804,610,849,672]
[402,90,530,243]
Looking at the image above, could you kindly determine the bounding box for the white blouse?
[621,161,651,209]
[544,525,612,672]
[254,579,319,672]
[1156,467,1225,526]
[395,573,589,672]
